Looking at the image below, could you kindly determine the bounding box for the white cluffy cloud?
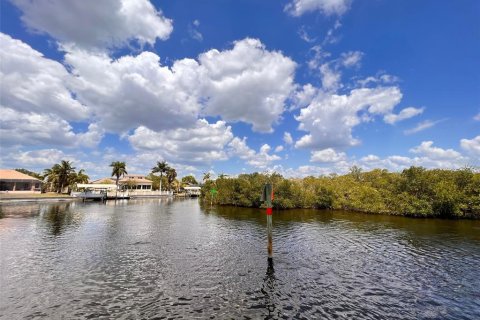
[198,38,296,132]
[310,148,346,162]
[0,33,87,121]
[65,38,295,134]
[65,49,201,133]
[460,136,480,156]
[128,119,233,164]
[11,0,173,49]
[410,141,462,160]
[228,137,281,168]
[268,139,471,178]
[285,0,352,17]
[0,108,103,148]
[295,86,402,149]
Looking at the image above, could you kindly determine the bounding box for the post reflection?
[262,258,280,319]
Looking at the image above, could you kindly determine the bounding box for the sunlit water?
[1,198,479,319]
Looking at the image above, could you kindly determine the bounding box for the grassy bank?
[201,167,480,219]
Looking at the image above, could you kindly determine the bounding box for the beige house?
[91,174,153,190]
[0,169,42,193]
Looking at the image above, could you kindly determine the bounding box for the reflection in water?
[262,258,278,319]
[0,199,479,319]
[41,203,79,236]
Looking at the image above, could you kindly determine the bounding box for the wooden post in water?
[261,183,274,265]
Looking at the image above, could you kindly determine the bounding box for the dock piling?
[261,183,274,262]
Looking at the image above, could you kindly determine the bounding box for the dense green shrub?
[200,166,480,219]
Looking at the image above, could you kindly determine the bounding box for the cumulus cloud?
[291,84,318,110]
[295,86,402,149]
[319,63,342,91]
[275,146,284,153]
[460,136,480,156]
[128,119,233,164]
[228,137,281,168]
[198,38,296,132]
[11,0,173,50]
[4,149,71,168]
[65,38,295,133]
[65,49,201,133]
[410,141,462,160]
[285,0,352,17]
[0,33,87,121]
[310,148,346,162]
[0,108,104,148]
[384,107,424,124]
[474,113,480,121]
[268,141,469,178]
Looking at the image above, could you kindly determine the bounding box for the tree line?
[200,166,480,219]
[19,160,200,194]
[38,160,89,193]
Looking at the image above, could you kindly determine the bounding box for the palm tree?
[43,167,59,192]
[203,172,211,184]
[152,161,169,193]
[110,161,127,196]
[57,160,75,193]
[75,169,90,184]
[166,167,177,191]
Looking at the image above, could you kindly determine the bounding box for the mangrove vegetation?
[201,166,480,218]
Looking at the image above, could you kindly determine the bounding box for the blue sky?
[1,0,479,180]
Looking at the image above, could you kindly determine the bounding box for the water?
[1,199,479,319]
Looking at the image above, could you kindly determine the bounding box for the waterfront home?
[0,169,42,193]
[91,174,153,191]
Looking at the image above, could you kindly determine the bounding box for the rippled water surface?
[1,199,479,319]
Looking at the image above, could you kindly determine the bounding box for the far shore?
[0,193,80,203]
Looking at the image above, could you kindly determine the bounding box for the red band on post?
[266,207,273,215]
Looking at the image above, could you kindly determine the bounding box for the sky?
[0,0,479,180]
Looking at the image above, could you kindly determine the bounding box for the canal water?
[0,198,479,319]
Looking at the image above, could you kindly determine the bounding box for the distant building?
[0,169,42,193]
[91,174,153,190]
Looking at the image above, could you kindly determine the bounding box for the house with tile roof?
[0,169,42,193]
[91,174,153,190]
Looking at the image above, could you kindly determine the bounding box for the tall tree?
[152,161,169,192]
[203,172,211,183]
[166,167,177,190]
[181,175,198,186]
[75,169,90,184]
[57,160,75,193]
[110,161,127,193]
[43,166,59,192]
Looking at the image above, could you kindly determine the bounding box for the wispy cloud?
[474,112,480,121]
[188,20,203,41]
[404,119,445,135]
[298,26,316,43]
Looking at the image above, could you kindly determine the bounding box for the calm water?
[1,199,479,319]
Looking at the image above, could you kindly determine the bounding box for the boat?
[71,189,106,201]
